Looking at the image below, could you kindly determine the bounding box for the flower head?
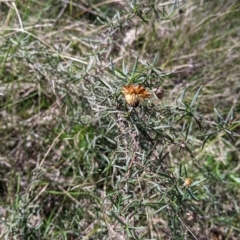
[122,85,151,107]
[183,178,192,187]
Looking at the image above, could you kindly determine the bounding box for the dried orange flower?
[122,85,151,107]
[183,178,192,187]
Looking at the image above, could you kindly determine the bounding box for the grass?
[0,0,240,239]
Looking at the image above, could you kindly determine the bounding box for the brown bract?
[122,85,151,107]
[154,86,164,99]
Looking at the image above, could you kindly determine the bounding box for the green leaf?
[86,56,94,73]
[122,60,127,75]
[110,57,115,76]
[114,69,127,79]
[225,106,234,123]
[98,77,113,93]
[177,89,186,106]
[229,174,240,184]
[131,56,138,77]
[190,85,203,108]
[152,53,159,66]
[191,178,206,187]
[155,204,169,214]
[111,211,126,226]
[214,108,224,121]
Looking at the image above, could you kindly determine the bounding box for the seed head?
[183,178,192,187]
[122,85,151,107]
[154,86,164,99]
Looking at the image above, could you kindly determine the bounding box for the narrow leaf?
[177,89,186,106]
[155,204,169,214]
[122,60,127,75]
[226,106,234,123]
[110,58,115,76]
[214,108,224,121]
[190,85,203,108]
[152,53,159,66]
[131,56,138,77]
